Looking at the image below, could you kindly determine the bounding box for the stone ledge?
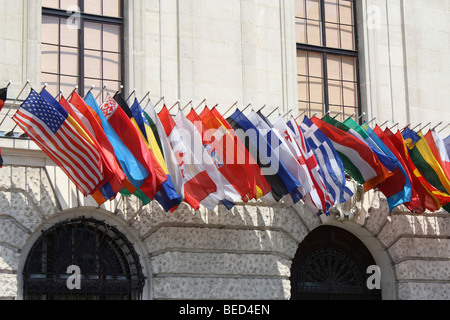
[377,214,450,248]
[398,281,450,300]
[395,260,450,281]
[133,202,310,244]
[0,245,20,272]
[153,276,291,300]
[389,237,450,262]
[150,251,292,278]
[144,226,299,259]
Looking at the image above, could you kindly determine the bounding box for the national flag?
[287,117,331,215]
[84,91,150,204]
[130,98,182,212]
[343,117,398,172]
[404,128,450,194]
[401,128,450,209]
[371,125,419,212]
[445,136,450,160]
[69,91,130,198]
[0,87,7,112]
[312,116,390,192]
[158,105,218,211]
[187,108,246,208]
[427,130,450,177]
[300,116,353,207]
[101,95,164,201]
[249,111,309,203]
[115,93,179,211]
[174,111,242,210]
[199,107,271,201]
[227,109,301,202]
[13,89,104,197]
[383,128,435,213]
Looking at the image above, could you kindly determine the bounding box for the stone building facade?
[0,0,449,300]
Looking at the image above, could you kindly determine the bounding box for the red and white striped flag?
[13,89,104,196]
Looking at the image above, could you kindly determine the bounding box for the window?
[295,0,360,121]
[41,0,124,102]
[23,218,146,300]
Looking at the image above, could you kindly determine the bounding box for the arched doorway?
[23,218,146,300]
[291,226,382,300]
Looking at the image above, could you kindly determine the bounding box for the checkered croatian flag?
[13,89,104,196]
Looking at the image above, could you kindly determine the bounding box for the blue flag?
[300,116,353,210]
[227,109,301,202]
[84,92,148,190]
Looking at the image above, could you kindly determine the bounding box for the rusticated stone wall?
[0,161,449,300]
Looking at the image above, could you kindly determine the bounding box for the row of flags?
[2,84,450,215]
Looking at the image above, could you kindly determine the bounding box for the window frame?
[41,0,125,98]
[296,0,361,119]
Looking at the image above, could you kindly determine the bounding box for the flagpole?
[223,101,238,117]
[345,112,356,121]
[282,109,293,119]
[139,91,151,105]
[357,112,366,121]
[181,100,193,112]
[411,123,422,131]
[420,122,431,132]
[332,111,343,119]
[169,100,180,112]
[379,120,389,128]
[439,123,450,133]
[4,80,12,89]
[67,85,78,101]
[266,106,280,118]
[321,110,331,119]
[431,121,443,131]
[389,122,399,130]
[367,117,377,126]
[311,112,319,119]
[401,123,411,131]
[0,80,31,128]
[126,88,136,102]
[241,102,252,113]
[194,98,207,111]
[153,96,165,109]
[295,110,307,120]
[95,84,107,102]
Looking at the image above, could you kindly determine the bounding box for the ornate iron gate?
[23,218,146,300]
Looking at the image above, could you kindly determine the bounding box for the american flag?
[13,89,104,196]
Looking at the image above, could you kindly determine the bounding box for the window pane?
[60,18,78,48]
[42,44,59,74]
[342,56,356,82]
[327,55,341,80]
[298,76,309,102]
[84,50,102,78]
[295,19,307,44]
[103,24,121,52]
[343,82,356,107]
[60,75,78,97]
[103,0,121,18]
[41,73,59,96]
[310,102,324,117]
[339,1,354,25]
[309,78,323,103]
[306,0,320,20]
[103,52,121,80]
[84,0,102,15]
[42,0,59,9]
[297,50,308,76]
[308,52,323,78]
[84,22,102,50]
[295,0,306,18]
[42,16,59,45]
[60,0,78,11]
[324,0,338,23]
[340,25,354,50]
[307,20,321,46]
[60,47,79,76]
[328,80,342,106]
[325,22,339,48]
